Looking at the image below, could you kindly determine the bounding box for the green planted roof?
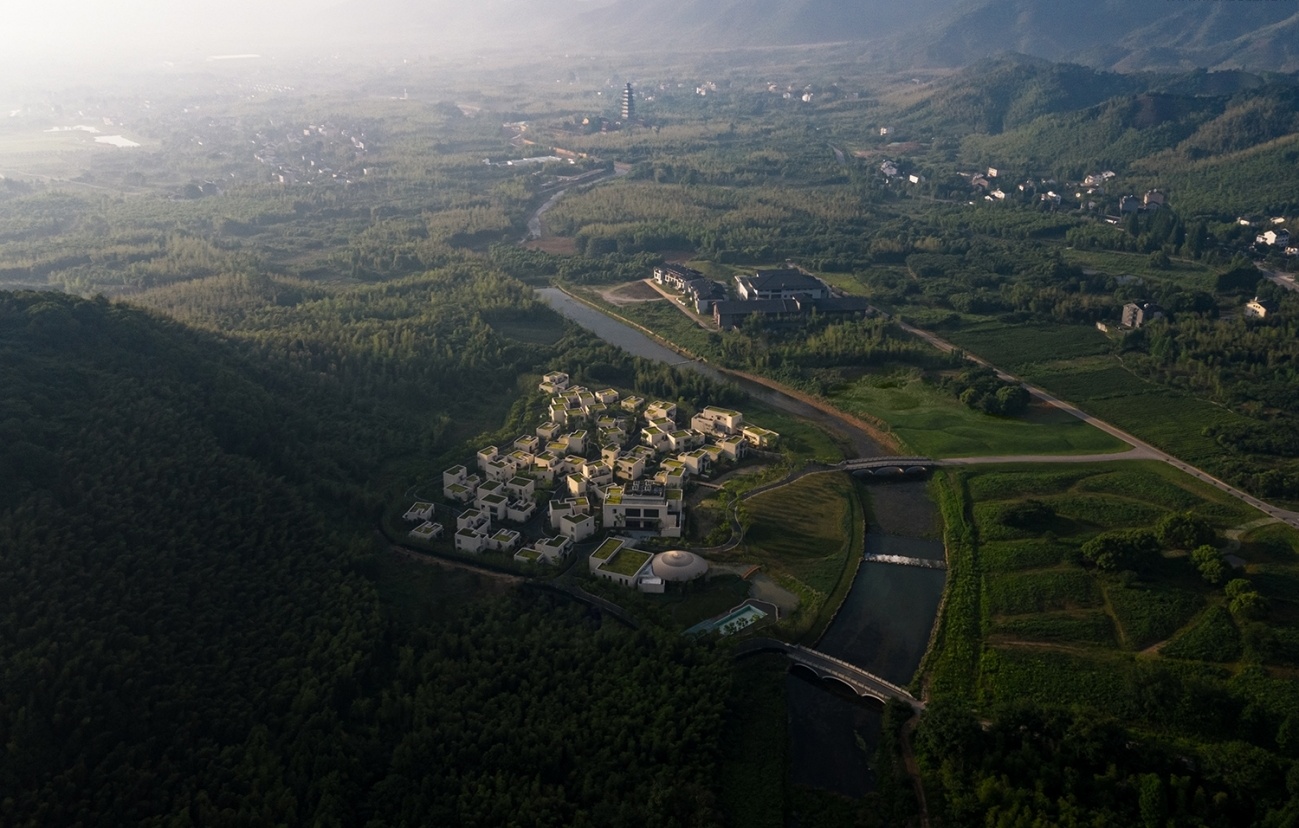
[592,538,624,560]
[599,548,651,577]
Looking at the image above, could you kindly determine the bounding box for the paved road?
[896,320,1299,529]
[1259,265,1299,294]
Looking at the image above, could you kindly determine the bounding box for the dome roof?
[651,549,708,581]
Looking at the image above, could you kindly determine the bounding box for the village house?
[479,492,509,521]
[1121,302,1163,328]
[454,527,488,553]
[587,537,657,591]
[656,459,688,489]
[690,405,744,436]
[582,459,614,487]
[741,425,780,448]
[488,528,521,552]
[564,472,589,498]
[513,434,540,455]
[1257,229,1291,247]
[653,263,706,290]
[403,501,434,521]
[558,510,597,542]
[549,496,592,530]
[717,434,747,461]
[615,452,648,481]
[442,465,479,502]
[539,371,569,394]
[409,521,444,541]
[515,535,572,565]
[457,508,490,533]
[644,400,677,422]
[602,480,684,537]
[1244,296,1278,319]
[667,429,703,452]
[678,449,712,476]
[506,499,536,523]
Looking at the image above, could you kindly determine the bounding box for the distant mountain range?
[328,0,1299,73]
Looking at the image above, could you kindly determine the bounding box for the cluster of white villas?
[404,371,778,573]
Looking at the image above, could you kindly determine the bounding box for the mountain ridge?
[324,0,1299,73]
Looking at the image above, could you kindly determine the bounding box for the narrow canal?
[536,287,947,798]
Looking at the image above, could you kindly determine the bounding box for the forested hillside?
[0,290,733,825]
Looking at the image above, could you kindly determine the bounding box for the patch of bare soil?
[598,279,664,306]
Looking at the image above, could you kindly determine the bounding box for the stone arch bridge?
[734,637,925,711]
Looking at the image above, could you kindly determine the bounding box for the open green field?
[929,460,1299,739]
[827,372,1125,457]
[741,399,849,465]
[725,472,861,636]
[939,319,1113,372]
[966,351,1252,465]
[1059,247,1218,293]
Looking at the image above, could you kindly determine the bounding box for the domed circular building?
[650,549,709,582]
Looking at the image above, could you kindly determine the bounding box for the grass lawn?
[741,399,848,465]
[827,372,1125,457]
[966,461,1262,530]
[600,547,652,577]
[742,473,856,595]
[729,472,862,636]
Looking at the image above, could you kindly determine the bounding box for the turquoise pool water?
[686,602,768,636]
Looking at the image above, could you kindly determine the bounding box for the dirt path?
[896,319,1299,530]
[900,715,932,828]
[596,279,664,306]
[938,449,1158,465]
[389,544,525,583]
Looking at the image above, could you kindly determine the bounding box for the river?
[536,286,946,799]
[535,287,888,457]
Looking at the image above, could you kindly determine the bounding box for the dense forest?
[5,45,1299,826]
[0,291,735,826]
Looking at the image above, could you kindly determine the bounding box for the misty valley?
[4,8,1299,826]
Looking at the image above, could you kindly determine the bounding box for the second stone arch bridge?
[734,637,925,712]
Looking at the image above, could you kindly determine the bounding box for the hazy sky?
[4,0,334,67]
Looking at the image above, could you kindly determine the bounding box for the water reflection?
[786,670,880,799]
[535,287,945,799]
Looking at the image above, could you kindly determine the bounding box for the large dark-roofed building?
[713,296,872,329]
[734,268,829,301]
